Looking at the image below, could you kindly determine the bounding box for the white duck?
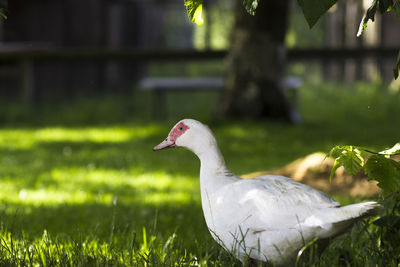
[154,119,380,265]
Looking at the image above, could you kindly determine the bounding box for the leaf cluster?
[243,0,260,15]
[358,0,400,36]
[296,0,400,30]
[296,0,400,79]
[184,0,261,24]
[296,0,337,29]
[356,0,400,79]
[329,143,400,197]
[184,0,400,79]
[329,143,400,262]
[184,0,204,25]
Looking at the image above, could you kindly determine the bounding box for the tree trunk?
[219,0,296,122]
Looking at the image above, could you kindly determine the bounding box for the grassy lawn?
[0,82,399,266]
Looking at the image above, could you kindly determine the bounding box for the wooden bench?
[138,76,302,120]
[139,77,224,119]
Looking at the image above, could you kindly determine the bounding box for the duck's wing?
[254,174,340,208]
[211,175,341,233]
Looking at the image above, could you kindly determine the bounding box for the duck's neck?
[199,146,228,174]
[196,142,234,193]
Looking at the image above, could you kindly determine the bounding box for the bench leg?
[21,59,34,104]
[153,89,167,120]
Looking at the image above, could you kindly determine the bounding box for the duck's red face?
[153,122,190,151]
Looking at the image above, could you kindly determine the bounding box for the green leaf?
[330,158,341,182]
[339,147,364,175]
[297,0,338,28]
[184,0,204,25]
[378,0,394,13]
[380,142,400,156]
[328,146,364,181]
[357,0,378,37]
[329,145,347,159]
[357,0,397,37]
[243,0,260,15]
[365,155,400,197]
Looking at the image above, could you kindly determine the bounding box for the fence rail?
[0,47,398,62]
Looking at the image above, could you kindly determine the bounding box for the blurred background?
[0,0,399,123]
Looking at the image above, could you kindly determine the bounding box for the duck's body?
[154,119,380,265]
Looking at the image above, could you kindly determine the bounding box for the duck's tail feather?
[341,201,382,218]
[316,201,382,238]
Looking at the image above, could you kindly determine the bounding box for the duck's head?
[153,119,217,155]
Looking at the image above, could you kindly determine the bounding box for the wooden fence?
[0,47,398,103]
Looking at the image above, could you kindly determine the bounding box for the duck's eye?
[178,126,184,131]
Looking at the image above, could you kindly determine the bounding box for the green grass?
[0,82,399,266]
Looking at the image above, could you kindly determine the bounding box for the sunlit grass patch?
[0,125,162,149]
[0,167,199,208]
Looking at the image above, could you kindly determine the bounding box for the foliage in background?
[329,143,400,197]
[193,0,235,50]
[285,2,325,48]
[329,143,400,265]
[356,0,400,36]
[355,0,400,78]
[296,0,400,32]
[296,0,400,79]
[184,0,260,24]
[296,0,336,28]
[302,83,400,264]
[242,0,260,15]
[184,0,400,79]
[184,0,204,25]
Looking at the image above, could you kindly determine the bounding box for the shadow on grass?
[0,200,237,266]
[0,201,206,242]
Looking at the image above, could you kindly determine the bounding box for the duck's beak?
[153,137,175,151]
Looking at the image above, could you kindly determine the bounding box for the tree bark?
[219,0,296,122]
